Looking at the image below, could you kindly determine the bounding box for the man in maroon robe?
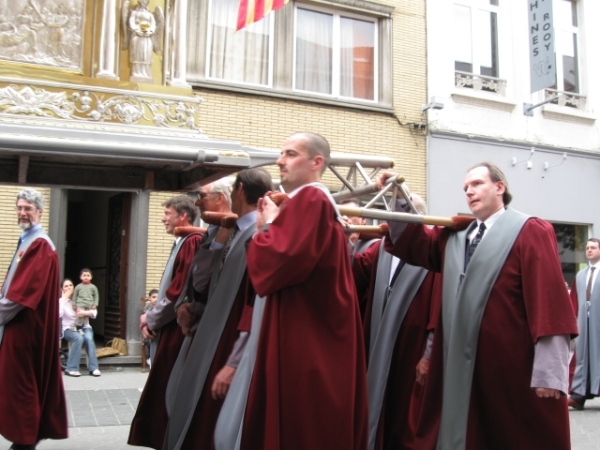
[228,132,368,450]
[0,188,67,450]
[128,195,203,449]
[381,163,578,450]
[354,236,441,450]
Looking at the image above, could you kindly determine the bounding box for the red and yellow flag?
[237,0,290,31]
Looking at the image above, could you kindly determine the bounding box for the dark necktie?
[586,266,596,301]
[466,222,486,268]
[220,225,238,271]
[382,259,405,314]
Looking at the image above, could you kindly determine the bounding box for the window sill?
[542,104,596,125]
[451,89,517,112]
[190,80,394,114]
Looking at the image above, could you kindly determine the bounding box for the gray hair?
[16,188,44,210]
[209,178,233,209]
[412,193,427,215]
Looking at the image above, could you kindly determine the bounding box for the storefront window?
[552,223,588,287]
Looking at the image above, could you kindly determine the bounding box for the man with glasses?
[0,188,67,450]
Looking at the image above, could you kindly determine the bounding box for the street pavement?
[1,366,599,449]
[0,366,151,450]
[570,397,600,450]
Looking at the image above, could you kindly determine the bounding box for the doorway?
[64,190,131,341]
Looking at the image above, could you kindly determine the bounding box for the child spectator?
[72,268,100,330]
[144,289,158,313]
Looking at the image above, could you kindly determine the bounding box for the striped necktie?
[465,222,486,268]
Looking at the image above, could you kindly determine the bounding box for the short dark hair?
[234,168,273,206]
[162,195,198,223]
[61,278,74,289]
[80,268,92,276]
[148,289,158,296]
[468,162,513,206]
[291,132,331,174]
[588,238,600,248]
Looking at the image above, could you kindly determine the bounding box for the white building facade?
[424,0,599,281]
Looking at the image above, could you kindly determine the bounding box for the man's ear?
[312,155,325,172]
[495,181,506,196]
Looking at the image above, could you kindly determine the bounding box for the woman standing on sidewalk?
[59,278,101,377]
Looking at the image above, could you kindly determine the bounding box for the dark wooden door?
[105,193,131,339]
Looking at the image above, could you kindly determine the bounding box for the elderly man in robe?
[0,188,67,450]
[162,168,272,450]
[214,132,368,450]
[381,162,577,450]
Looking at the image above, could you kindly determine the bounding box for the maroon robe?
[0,239,67,445]
[354,240,441,450]
[243,186,368,450]
[128,234,202,449]
[179,275,255,450]
[388,219,578,450]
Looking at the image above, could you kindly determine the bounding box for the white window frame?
[185,0,394,111]
[205,0,276,89]
[552,0,580,93]
[292,4,379,103]
[453,0,500,78]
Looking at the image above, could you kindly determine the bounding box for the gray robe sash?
[214,294,266,450]
[572,267,600,396]
[149,235,193,362]
[368,242,428,450]
[0,227,53,346]
[437,208,529,450]
[164,224,255,450]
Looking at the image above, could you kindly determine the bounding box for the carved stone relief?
[0,0,85,71]
[0,83,203,132]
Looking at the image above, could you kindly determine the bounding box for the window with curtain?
[207,0,272,86]
[186,0,393,107]
[295,7,376,101]
[454,0,499,78]
[552,0,579,93]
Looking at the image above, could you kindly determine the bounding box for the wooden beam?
[18,155,29,184]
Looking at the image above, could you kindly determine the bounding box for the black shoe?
[9,444,36,450]
[568,397,584,410]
